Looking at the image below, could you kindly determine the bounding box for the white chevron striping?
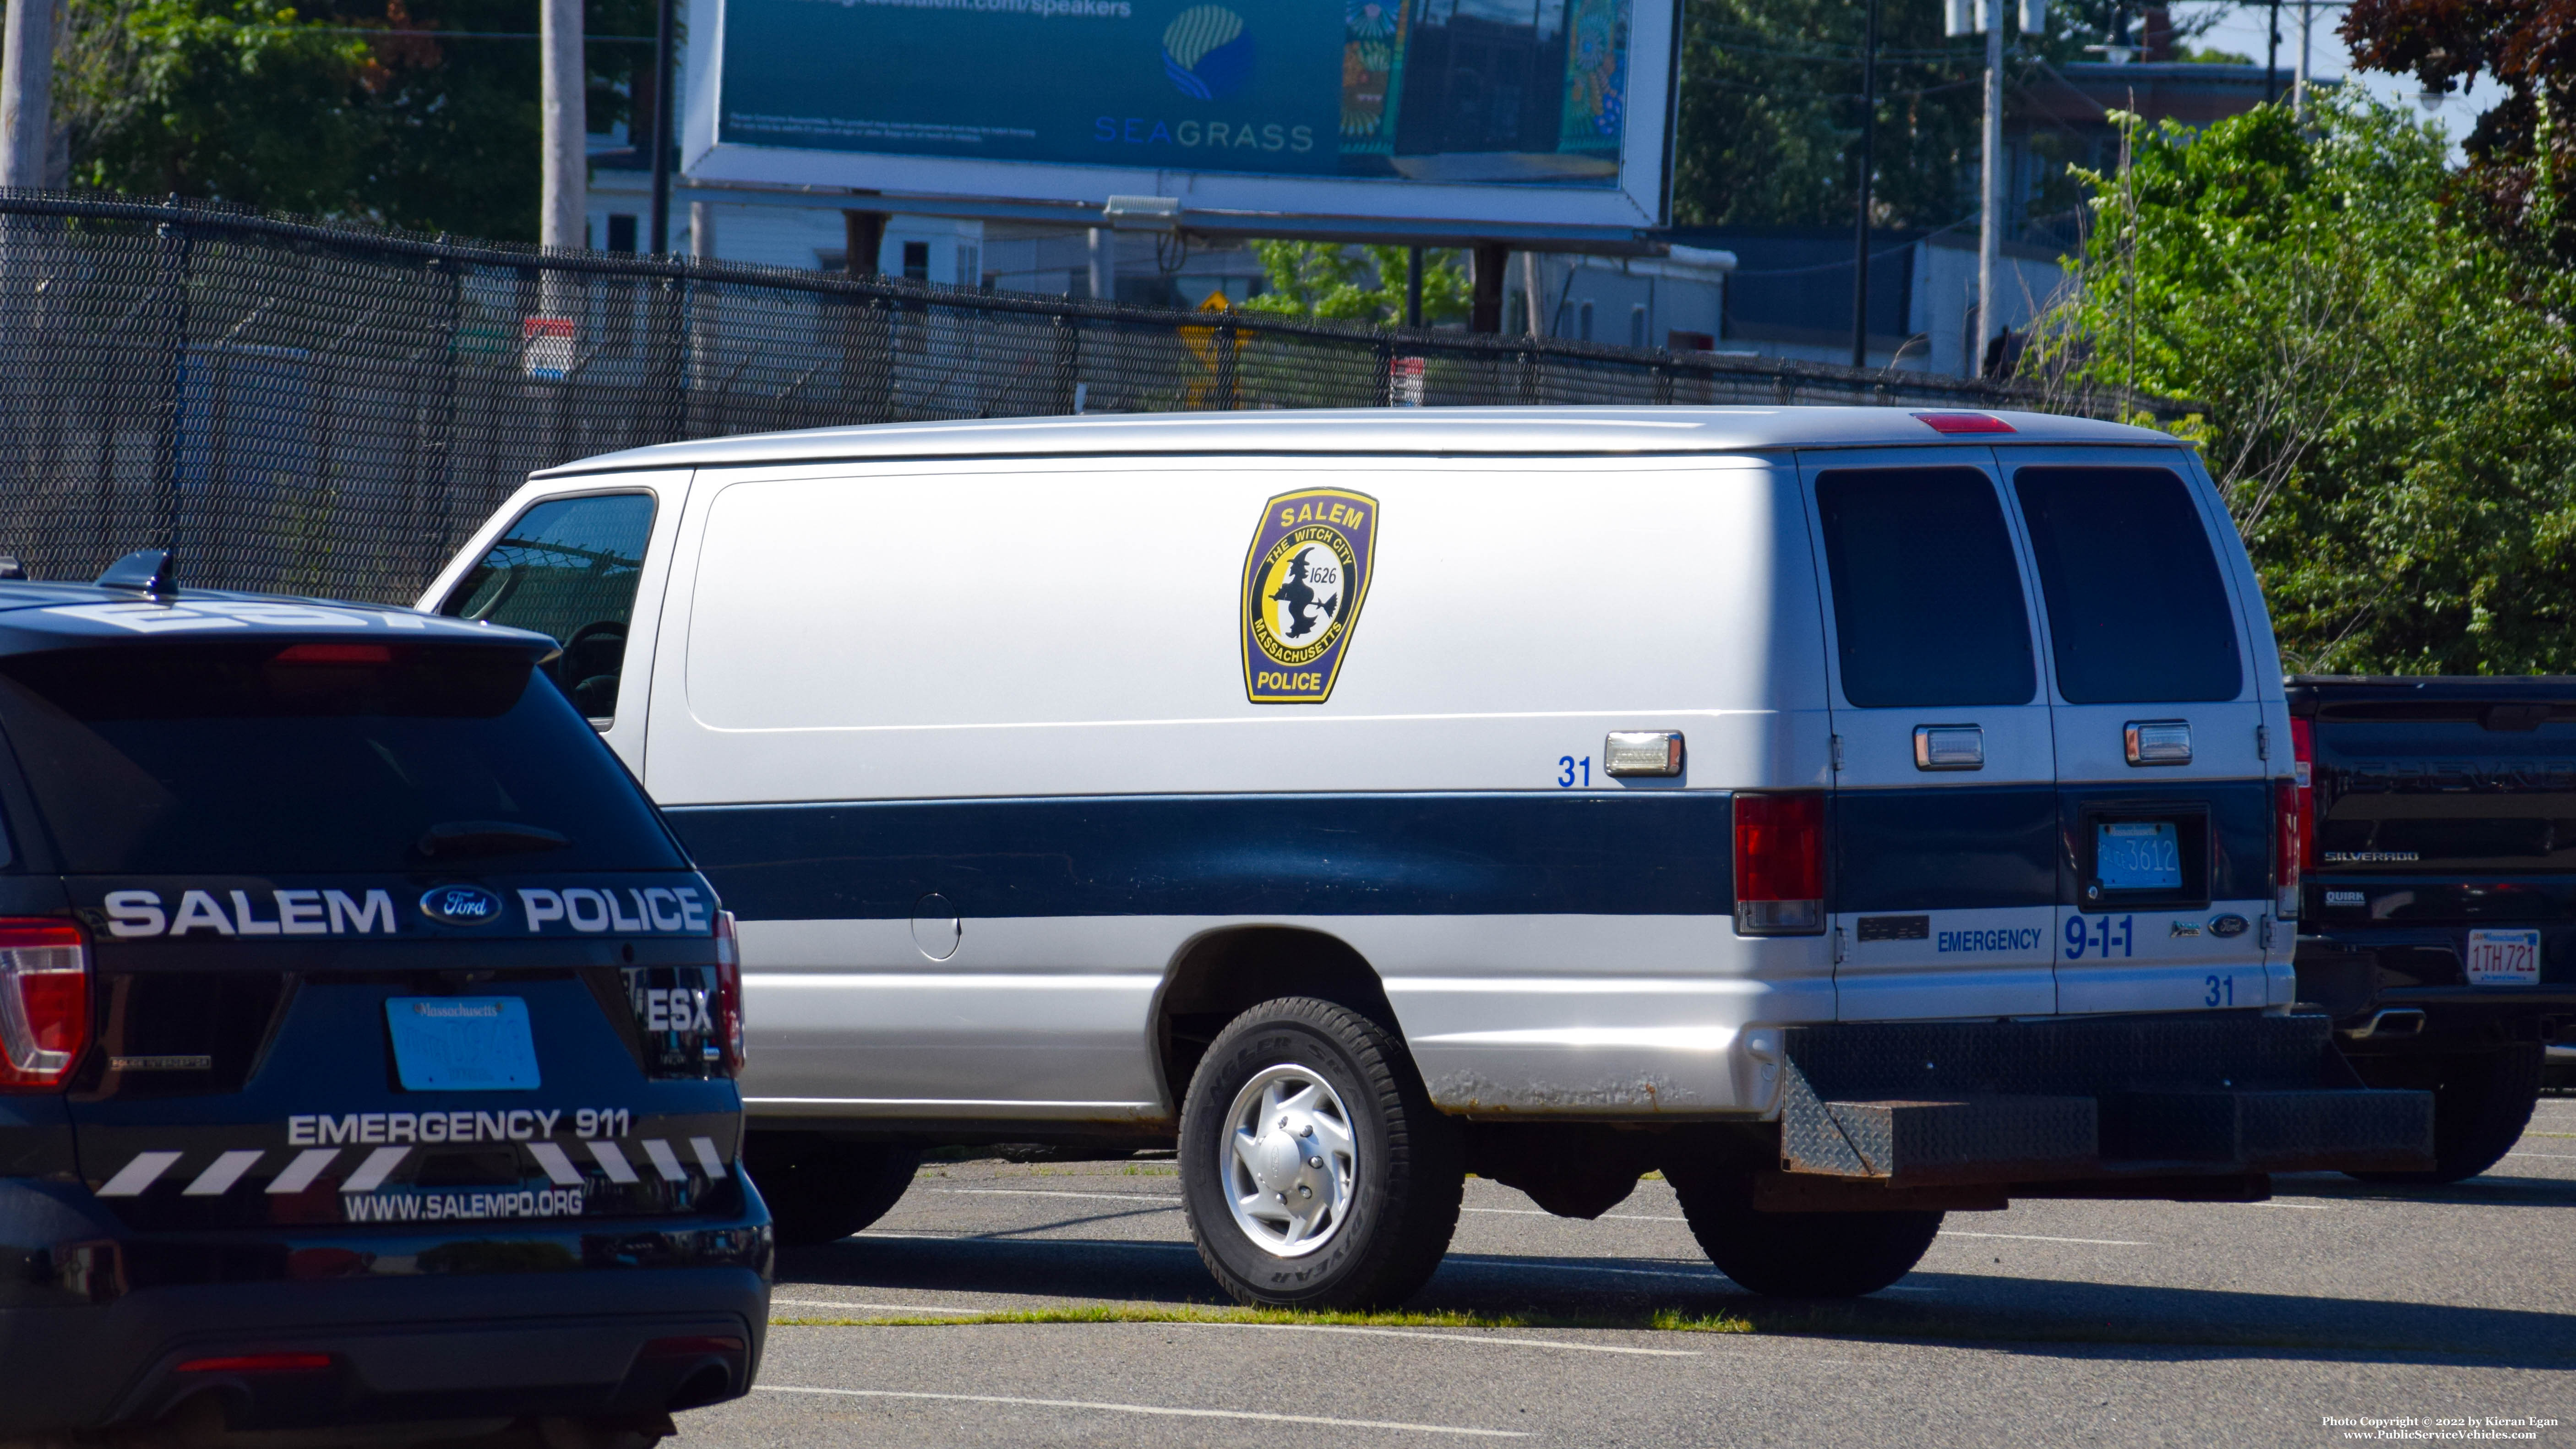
[98,1150,184,1197]
[341,1146,410,1193]
[689,1137,728,1178]
[267,1149,341,1194]
[525,1141,585,1187]
[587,1140,641,1184]
[641,1139,689,1182]
[183,1150,264,1196]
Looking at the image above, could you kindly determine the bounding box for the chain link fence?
[0,191,2158,605]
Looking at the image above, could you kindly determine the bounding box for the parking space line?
[770,1299,985,1314]
[1941,1231,2149,1246]
[2506,1152,2576,1160]
[934,1188,1183,1205]
[2244,1202,2332,1210]
[755,1384,1530,1436]
[1463,1207,1690,1223]
[1186,1322,1700,1357]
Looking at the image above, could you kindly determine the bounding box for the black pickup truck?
[2291,676,2576,1182]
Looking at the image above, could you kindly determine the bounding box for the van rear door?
[1995,447,2284,1014]
[1800,448,2060,1020]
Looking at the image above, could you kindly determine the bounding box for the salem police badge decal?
[1241,487,1378,703]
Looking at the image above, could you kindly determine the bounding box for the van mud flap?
[1773,1014,2433,1196]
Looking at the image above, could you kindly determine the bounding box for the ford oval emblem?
[420,884,505,927]
[2207,913,2250,938]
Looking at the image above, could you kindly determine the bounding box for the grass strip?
[773,1302,1753,1335]
[773,1299,2570,1363]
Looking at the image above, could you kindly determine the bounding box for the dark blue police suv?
[0,565,770,1447]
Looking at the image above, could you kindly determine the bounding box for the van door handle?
[1914,725,1985,771]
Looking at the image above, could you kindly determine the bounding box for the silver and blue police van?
[0,557,767,1446]
[424,406,2431,1309]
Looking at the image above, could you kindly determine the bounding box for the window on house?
[606,214,637,254]
[902,241,930,282]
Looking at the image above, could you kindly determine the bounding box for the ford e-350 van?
[426,407,2430,1308]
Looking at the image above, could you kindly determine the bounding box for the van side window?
[2012,467,2243,704]
[442,493,656,723]
[1814,468,2038,708]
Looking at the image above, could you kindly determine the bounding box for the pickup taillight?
[0,919,90,1091]
[713,910,746,1076]
[2290,717,2318,873]
[2276,722,2306,922]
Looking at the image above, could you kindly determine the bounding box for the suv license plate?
[386,997,542,1090]
[2465,930,2542,987]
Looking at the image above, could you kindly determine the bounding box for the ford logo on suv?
[420,884,505,926]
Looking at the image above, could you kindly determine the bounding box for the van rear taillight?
[1734,793,1825,935]
[713,911,746,1077]
[0,919,90,1091]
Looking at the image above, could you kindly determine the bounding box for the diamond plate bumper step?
[1777,1013,2433,1185]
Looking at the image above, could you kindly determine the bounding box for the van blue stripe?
[1835,786,2059,912]
[665,792,1735,921]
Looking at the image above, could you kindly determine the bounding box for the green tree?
[2030,95,2576,673]
[56,0,655,239]
[1239,241,1473,327]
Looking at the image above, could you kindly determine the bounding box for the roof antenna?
[97,548,178,597]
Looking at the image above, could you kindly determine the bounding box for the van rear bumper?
[1771,1012,2435,1191]
[0,1190,773,1438]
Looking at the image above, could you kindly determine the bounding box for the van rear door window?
[2012,467,2243,704]
[1814,468,2037,708]
[443,493,655,722]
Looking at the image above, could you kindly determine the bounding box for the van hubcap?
[1222,1065,1358,1258]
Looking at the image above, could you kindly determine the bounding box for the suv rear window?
[2013,467,2243,704]
[1814,468,2038,708]
[0,643,683,874]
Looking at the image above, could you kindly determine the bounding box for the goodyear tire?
[742,1134,922,1246]
[2348,1042,2544,1186]
[1668,1166,1943,1297]
[1179,997,1463,1309]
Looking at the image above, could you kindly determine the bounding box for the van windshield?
[0,643,683,875]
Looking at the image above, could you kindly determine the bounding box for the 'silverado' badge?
[1241,488,1378,704]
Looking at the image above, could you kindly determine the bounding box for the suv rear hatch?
[0,628,745,1232]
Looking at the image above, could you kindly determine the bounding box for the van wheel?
[742,1134,922,1246]
[1668,1166,1943,1297]
[2347,1042,2544,1186]
[1179,997,1462,1310]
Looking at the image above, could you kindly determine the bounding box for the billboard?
[681,0,1676,232]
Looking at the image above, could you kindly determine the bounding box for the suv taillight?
[0,919,89,1091]
[713,910,746,1077]
[1734,792,1825,935]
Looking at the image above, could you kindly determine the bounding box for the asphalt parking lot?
[689,1100,2576,1448]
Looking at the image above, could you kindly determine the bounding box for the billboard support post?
[844,209,887,277]
[1470,243,1507,333]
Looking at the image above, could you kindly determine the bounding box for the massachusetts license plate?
[2465,929,2542,987]
[2097,821,2182,891]
[386,997,542,1090]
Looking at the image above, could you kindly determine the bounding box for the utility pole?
[1,0,58,188]
[648,0,678,254]
[1977,0,2002,373]
[1849,0,1880,368]
[2292,0,2313,113]
[2265,0,2281,103]
[540,0,586,251]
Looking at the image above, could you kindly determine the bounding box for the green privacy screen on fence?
[0,191,2160,605]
